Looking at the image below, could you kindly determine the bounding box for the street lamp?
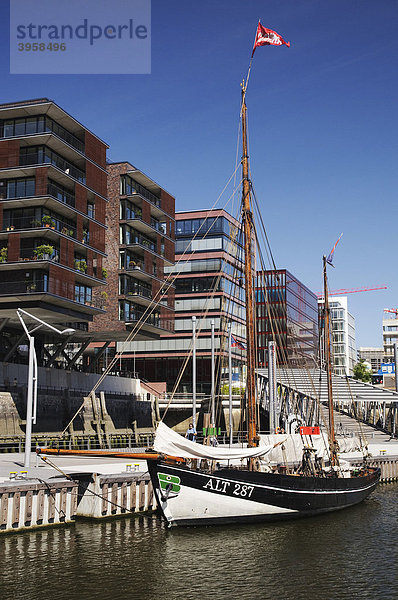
[16,308,75,468]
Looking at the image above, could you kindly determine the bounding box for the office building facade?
[358,347,383,373]
[119,208,246,394]
[318,296,356,376]
[256,269,319,368]
[382,315,398,363]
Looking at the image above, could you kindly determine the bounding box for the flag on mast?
[231,335,246,350]
[327,233,343,266]
[251,22,290,56]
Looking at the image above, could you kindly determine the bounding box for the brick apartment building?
[0,98,108,366]
[89,161,175,344]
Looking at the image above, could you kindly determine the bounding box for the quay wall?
[0,362,143,395]
[0,478,78,534]
[348,454,398,483]
[0,473,156,535]
[0,361,157,439]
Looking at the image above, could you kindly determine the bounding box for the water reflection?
[0,485,396,600]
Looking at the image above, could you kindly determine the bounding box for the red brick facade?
[0,140,20,168]
[90,162,175,337]
[0,98,108,327]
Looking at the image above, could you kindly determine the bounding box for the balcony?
[125,232,156,254]
[126,214,168,239]
[123,282,152,307]
[0,276,105,321]
[47,181,75,208]
[19,147,86,184]
[1,115,85,154]
[2,215,76,240]
[0,277,48,295]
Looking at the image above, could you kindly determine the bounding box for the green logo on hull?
[158,472,181,494]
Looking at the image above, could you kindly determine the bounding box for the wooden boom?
[36,447,185,463]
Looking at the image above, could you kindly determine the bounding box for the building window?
[4,177,35,199]
[75,284,92,304]
[20,146,86,183]
[87,202,95,219]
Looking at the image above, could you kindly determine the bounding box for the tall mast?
[241,83,257,448]
[323,255,338,466]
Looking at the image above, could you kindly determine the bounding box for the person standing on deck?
[185,422,197,442]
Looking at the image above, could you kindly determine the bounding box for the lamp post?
[228,322,233,445]
[192,316,196,427]
[211,319,215,427]
[16,309,75,468]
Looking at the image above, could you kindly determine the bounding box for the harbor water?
[1,483,397,600]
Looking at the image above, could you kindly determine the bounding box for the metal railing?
[0,278,48,295]
[2,215,76,238]
[1,115,85,153]
[125,284,152,300]
[47,181,76,208]
[126,231,156,252]
[20,150,86,183]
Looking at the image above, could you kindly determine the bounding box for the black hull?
[148,462,381,527]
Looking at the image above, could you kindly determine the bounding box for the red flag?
[252,22,290,56]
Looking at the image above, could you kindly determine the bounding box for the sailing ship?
[38,22,380,527]
[145,25,381,527]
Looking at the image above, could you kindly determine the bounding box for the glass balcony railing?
[126,232,156,252]
[121,175,161,207]
[125,284,152,300]
[1,116,85,154]
[2,215,76,238]
[125,260,144,271]
[20,147,86,184]
[121,308,160,328]
[47,181,75,207]
[0,278,48,294]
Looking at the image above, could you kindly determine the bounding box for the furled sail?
[154,422,274,460]
[258,433,361,463]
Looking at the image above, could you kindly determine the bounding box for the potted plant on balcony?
[82,229,88,244]
[41,215,56,229]
[0,247,7,263]
[75,258,87,273]
[25,281,37,293]
[31,219,42,228]
[102,267,108,279]
[34,244,54,260]
[6,225,15,231]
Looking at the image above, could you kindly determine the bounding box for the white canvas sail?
[154,422,274,460]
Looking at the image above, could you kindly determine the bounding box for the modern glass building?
[119,208,246,394]
[318,296,356,376]
[256,269,319,368]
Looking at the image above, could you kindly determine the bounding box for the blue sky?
[1,1,397,348]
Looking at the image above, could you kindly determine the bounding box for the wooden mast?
[241,82,257,448]
[323,255,338,466]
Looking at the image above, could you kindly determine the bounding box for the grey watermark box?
[10,0,151,74]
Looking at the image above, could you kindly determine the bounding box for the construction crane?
[317,285,387,299]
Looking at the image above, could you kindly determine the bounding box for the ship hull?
[148,462,380,527]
